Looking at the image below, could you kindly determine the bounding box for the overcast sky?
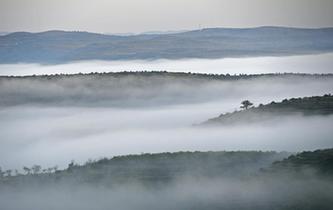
[0,0,333,33]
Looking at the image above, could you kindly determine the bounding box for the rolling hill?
[1,72,332,107]
[202,94,333,125]
[1,27,333,64]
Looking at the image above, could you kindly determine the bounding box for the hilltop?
[203,94,333,125]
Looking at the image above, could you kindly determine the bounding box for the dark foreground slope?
[203,94,333,125]
[1,150,333,210]
[2,149,332,186]
[0,151,288,187]
[1,27,333,64]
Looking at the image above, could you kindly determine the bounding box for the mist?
[1,165,333,210]
[0,64,333,210]
[1,53,333,76]
[0,72,332,170]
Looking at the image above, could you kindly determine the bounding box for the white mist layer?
[0,53,333,76]
[1,104,333,170]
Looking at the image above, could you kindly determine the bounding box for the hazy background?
[1,0,333,33]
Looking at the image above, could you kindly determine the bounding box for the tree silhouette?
[5,170,12,177]
[240,100,253,110]
[0,167,4,178]
[23,167,31,175]
[32,165,42,175]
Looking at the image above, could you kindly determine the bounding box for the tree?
[32,165,41,175]
[14,169,20,176]
[47,167,54,174]
[5,170,12,177]
[23,166,31,175]
[240,100,253,110]
[0,167,4,178]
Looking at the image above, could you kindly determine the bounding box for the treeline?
[268,148,333,176]
[0,151,287,185]
[1,71,332,80]
[1,149,333,186]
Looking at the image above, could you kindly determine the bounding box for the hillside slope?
[203,94,333,125]
[269,148,333,175]
[0,151,288,186]
[1,149,332,210]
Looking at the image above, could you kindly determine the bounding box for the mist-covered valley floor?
[0,69,333,210]
[1,72,333,169]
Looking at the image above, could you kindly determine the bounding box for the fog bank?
[1,53,333,76]
[0,72,333,169]
[1,175,332,210]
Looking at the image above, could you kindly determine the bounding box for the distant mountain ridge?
[1,26,333,64]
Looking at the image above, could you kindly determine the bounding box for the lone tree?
[240,100,253,110]
[0,167,4,178]
[23,166,31,175]
[32,165,42,175]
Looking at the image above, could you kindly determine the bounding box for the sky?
[0,0,333,33]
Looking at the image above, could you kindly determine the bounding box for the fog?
[0,57,333,210]
[0,73,333,170]
[1,172,333,210]
[1,53,333,76]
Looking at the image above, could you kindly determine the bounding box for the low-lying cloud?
[0,53,333,76]
[0,72,332,170]
[1,173,332,210]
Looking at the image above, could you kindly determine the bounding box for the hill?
[1,27,333,64]
[0,151,289,186]
[1,149,333,210]
[202,94,333,125]
[269,148,333,176]
[2,149,333,186]
[1,72,332,107]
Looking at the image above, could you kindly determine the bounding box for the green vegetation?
[203,94,333,125]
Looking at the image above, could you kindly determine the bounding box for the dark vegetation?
[2,70,332,79]
[0,151,288,186]
[203,94,333,125]
[1,149,333,186]
[1,149,333,210]
[1,26,333,64]
[269,148,333,176]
